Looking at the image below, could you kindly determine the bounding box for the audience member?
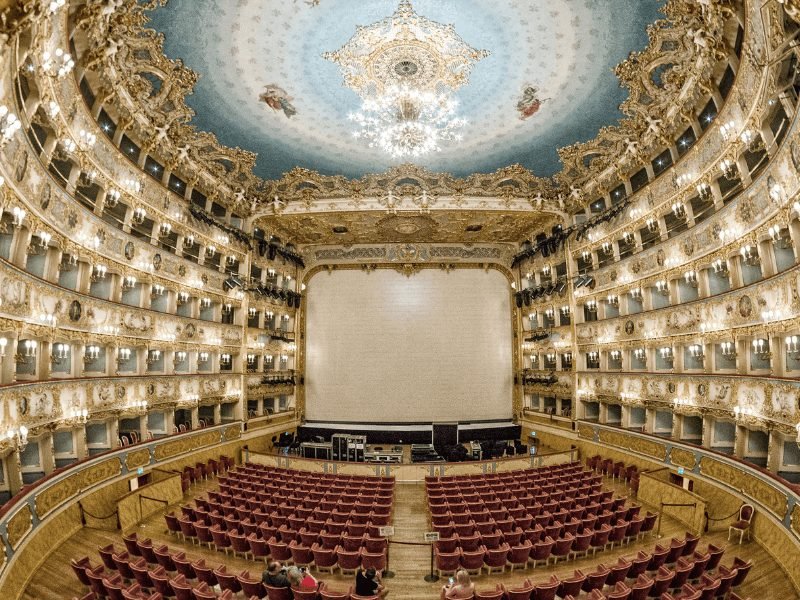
[355,567,388,597]
[262,561,291,588]
[288,566,318,590]
[441,569,474,599]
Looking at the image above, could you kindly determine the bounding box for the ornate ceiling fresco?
[146,0,664,181]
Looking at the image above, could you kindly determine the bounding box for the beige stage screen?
[304,268,513,423]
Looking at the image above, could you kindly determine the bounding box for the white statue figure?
[153,122,169,143]
[645,114,663,136]
[623,137,639,155]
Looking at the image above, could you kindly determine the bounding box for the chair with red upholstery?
[112,551,136,582]
[639,512,657,539]
[607,519,629,550]
[214,564,243,595]
[71,556,95,588]
[728,505,754,545]
[459,547,485,576]
[483,542,510,574]
[191,559,218,588]
[122,532,142,557]
[590,524,612,556]
[341,533,365,551]
[581,564,610,593]
[153,545,176,572]
[683,531,700,556]
[533,575,560,600]
[605,582,632,600]
[194,522,214,549]
[149,566,173,598]
[507,539,532,571]
[169,574,194,600]
[318,582,352,600]
[480,530,503,549]
[263,583,293,600]
[556,570,586,599]
[706,544,725,573]
[292,585,321,600]
[629,574,654,600]
[312,543,338,574]
[605,557,632,586]
[666,537,687,564]
[247,533,270,563]
[671,556,693,590]
[715,565,738,597]
[136,538,158,565]
[130,556,153,591]
[529,536,554,568]
[730,556,752,589]
[267,537,293,562]
[237,570,266,599]
[650,565,675,597]
[698,574,720,599]
[647,544,670,571]
[102,574,126,600]
[337,546,362,575]
[173,553,195,581]
[474,584,504,600]
[550,533,574,564]
[98,544,118,572]
[568,529,593,560]
[289,540,315,568]
[229,530,252,559]
[435,549,460,577]
[361,550,387,573]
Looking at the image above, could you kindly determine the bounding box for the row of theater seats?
[69,536,377,600]
[180,456,235,494]
[587,456,640,494]
[164,465,395,568]
[457,536,751,600]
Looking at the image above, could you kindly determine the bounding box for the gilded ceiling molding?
[57,0,741,215]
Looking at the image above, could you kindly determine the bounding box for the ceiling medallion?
[324,0,489,159]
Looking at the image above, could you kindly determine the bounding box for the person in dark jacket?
[262,561,291,588]
[355,567,388,597]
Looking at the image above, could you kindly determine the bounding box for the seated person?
[355,567,388,598]
[262,561,291,588]
[288,566,318,590]
[441,569,474,600]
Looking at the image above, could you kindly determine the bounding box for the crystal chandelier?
[325,0,488,159]
[349,86,465,158]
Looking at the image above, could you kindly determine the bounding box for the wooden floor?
[23,476,796,599]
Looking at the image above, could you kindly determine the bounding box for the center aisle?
[387,482,442,599]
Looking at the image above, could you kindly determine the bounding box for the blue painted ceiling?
[147,0,664,181]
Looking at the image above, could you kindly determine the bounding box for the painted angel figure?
[517,86,550,120]
[259,84,297,119]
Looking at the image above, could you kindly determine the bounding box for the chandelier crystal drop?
[348,86,466,159]
[325,0,488,159]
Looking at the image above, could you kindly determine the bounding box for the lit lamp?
[787,335,800,358]
[752,338,771,360]
[720,341,737,358]
[606,294,619,308]
[6,426,28,450]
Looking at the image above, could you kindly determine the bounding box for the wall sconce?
[200,297,211,309]
[544,308,554,320]
[711,259,729,275]
[220,353,232,366]
[6,426,29,451]
[226,255,237,266]
[198,351,209,364]
[671,202,686,219]
[606,294,619,308]
[633,348,646,363]
[696,182,712,200]
[84,345,100,364]
[688,344,705,360]
[105,188,121,208]
[173,350,187,366]
[720,341,737,358]
[769,182,785,203]
[151,284,165,298]
[16,339,38,364]
[610,350,621,361]
[659,346,673,360]
[601,242,612,254]
[559,306,570,316]
[718,120,736,142]
[177,291,190,305]
[90,265,107,282]
[132,207,146,225]
[585,299,597,313]
[121,275,137,290]
[684,270,698,287]
[581,250,591,263]
[205,245,217,258]
[562,353,573,367]
[222,303,233,314]
[752,338,771,360]
[11,206,26,228]
[646,218,659,233]
[622,231,634,245]
[146,349,161,366]
[740,245,759,266]
[51,343,69,365]
[182,234,195,249]
[629,288,643,301]
[786,335,800,358]
[36,232,52,248]
[720,158,737,179]
[769,225,791,248]
[587,351,599,363]
[130,400,148,415]
[68,408,88,424]
[59,253,78,272]
[655,280,669,295]
[158,222,172,237]
[246,354,256,367]
[116,348,132,364]
[248,307,257,319]
[0,105,22,147]
[267,268,277,279]
[542,264,551,277]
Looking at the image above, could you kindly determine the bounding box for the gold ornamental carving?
[34,472,82,519]
[153,430,219,461]
[699,457,788,518]
[6,505,32,550]
[598,429,667,461]
[79,458,123,489]
[577,423,595,440]
[223,425,242,441]
[125,449,151,472]
[669,447,697,470]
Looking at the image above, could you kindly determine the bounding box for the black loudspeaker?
[267,244,277,260]
[551,224,563,236]
[258,240,268,257]
[514,292,523,308]
[523,290,532,306]
[294,295,302,309]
